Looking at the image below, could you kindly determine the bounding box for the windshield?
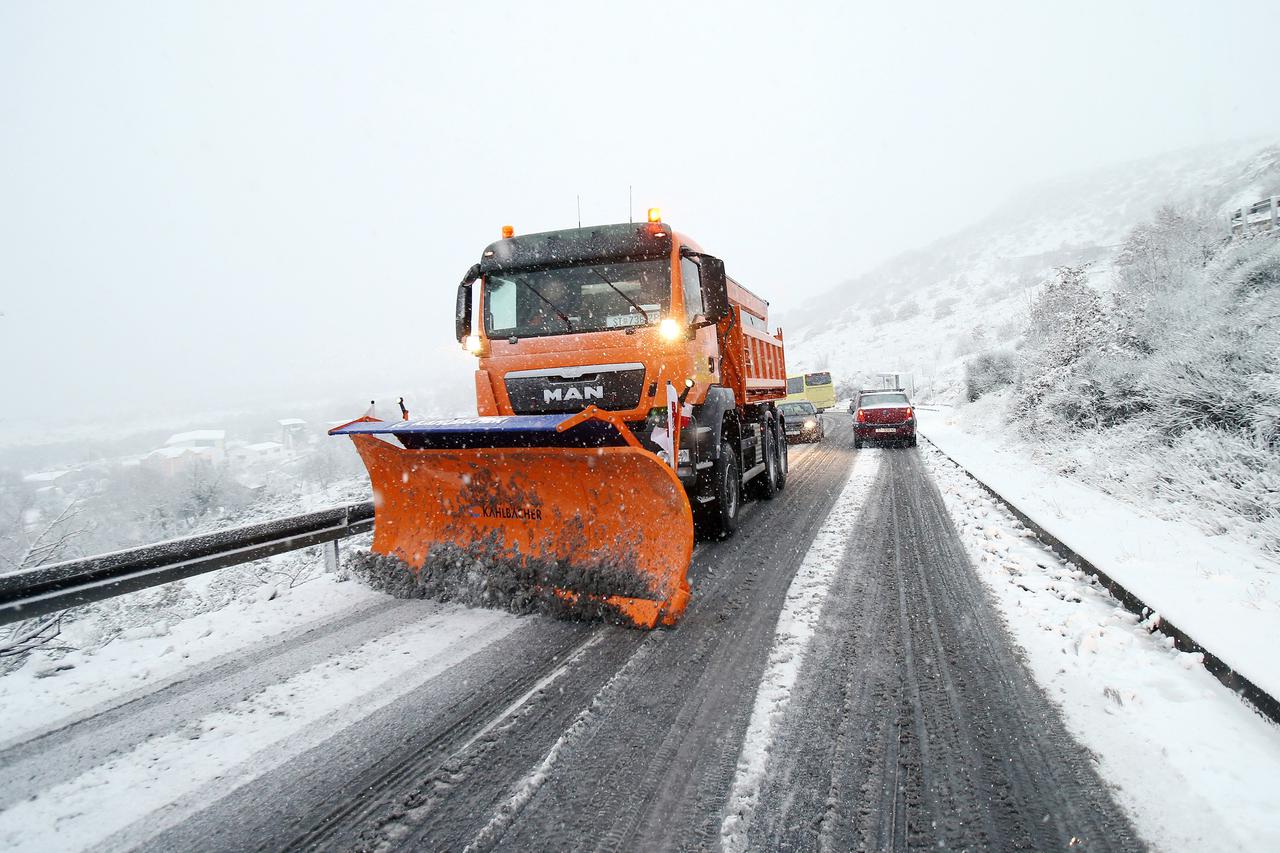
[780,402,816,417]
[786,377,804,394]
[859,392,910,407]
[805,372,832,385]
[483,259,671,338]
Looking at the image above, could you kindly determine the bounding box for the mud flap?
[333,411,694,628]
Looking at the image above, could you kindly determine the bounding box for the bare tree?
[0,500,90,571]
[0,495,89,672]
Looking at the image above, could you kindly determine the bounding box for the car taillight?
[856,409,866,423]
[905,406,913,419]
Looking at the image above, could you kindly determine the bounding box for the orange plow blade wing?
[345,428,694,628]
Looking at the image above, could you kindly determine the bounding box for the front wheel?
[697,439,741,539]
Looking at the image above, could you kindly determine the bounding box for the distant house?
[277,419,308,452]
[164,429,226,462]
[1230,196,1279,236]
[22,469,74,499]
[22,469,71,487]
[143,446,200,477]
[141,429,227,477]
[236,441,285,461]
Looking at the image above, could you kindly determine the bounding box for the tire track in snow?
[462,632,662,852]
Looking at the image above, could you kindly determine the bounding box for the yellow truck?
[785,371,836,411]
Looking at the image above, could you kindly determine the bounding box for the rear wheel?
[698,439,740,539]
[854,437,863,449]
[774,418,788,491]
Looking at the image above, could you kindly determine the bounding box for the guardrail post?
[323,539,340,573]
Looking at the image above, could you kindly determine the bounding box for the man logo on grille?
[544,385,604,403]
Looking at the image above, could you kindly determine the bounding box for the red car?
[851,389,916,448]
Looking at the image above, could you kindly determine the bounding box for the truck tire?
[698,439,741,539]
[750,416,781,500]
[774,416,788,491]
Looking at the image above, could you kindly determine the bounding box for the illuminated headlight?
[464,334,484,354]
[803,419,817,430]
[658,317,682,340]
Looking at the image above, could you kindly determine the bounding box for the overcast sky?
[2,1,1277,428]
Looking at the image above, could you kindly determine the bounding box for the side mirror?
[699,255,731,323]
[455,264,480,343]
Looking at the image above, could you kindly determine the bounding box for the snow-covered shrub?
[964,350,1018,401]
[993,316,1025,342]
[1011,220,1280,552]
[868,305,893,326]
[933,296,958,319]
[893,298,920,321]
[954,323,990,356]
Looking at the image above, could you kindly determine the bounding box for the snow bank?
[918,407,1280,705]
[920,442,1280,851]
[720,450,881,852]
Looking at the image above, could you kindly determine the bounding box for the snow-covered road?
[1,421,1276,850]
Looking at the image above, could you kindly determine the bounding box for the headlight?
[464,334,484,354]
[658,317,682,340]
[803,419,817,430]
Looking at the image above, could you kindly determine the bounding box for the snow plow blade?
[330,408,693,628]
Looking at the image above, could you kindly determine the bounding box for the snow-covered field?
[920,440,1280,851]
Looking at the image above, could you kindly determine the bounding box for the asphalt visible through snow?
[3,421,1141,851]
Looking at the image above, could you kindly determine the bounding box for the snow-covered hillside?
[785,139,1280,398]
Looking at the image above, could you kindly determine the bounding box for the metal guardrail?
[0,501,374,627]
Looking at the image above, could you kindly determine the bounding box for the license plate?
[875,428,895,434]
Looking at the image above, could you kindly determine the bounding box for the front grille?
[505,367,647,414]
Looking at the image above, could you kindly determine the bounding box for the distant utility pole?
[577,195,582,228]
[628,185,633,223]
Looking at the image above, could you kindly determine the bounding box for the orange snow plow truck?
[331,211,788,628]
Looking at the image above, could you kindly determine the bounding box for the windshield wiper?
[517,279,574,330]
[592,270,652,325]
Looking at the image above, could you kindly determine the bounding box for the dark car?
[779,401,824,443]
[851,389,916,448]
